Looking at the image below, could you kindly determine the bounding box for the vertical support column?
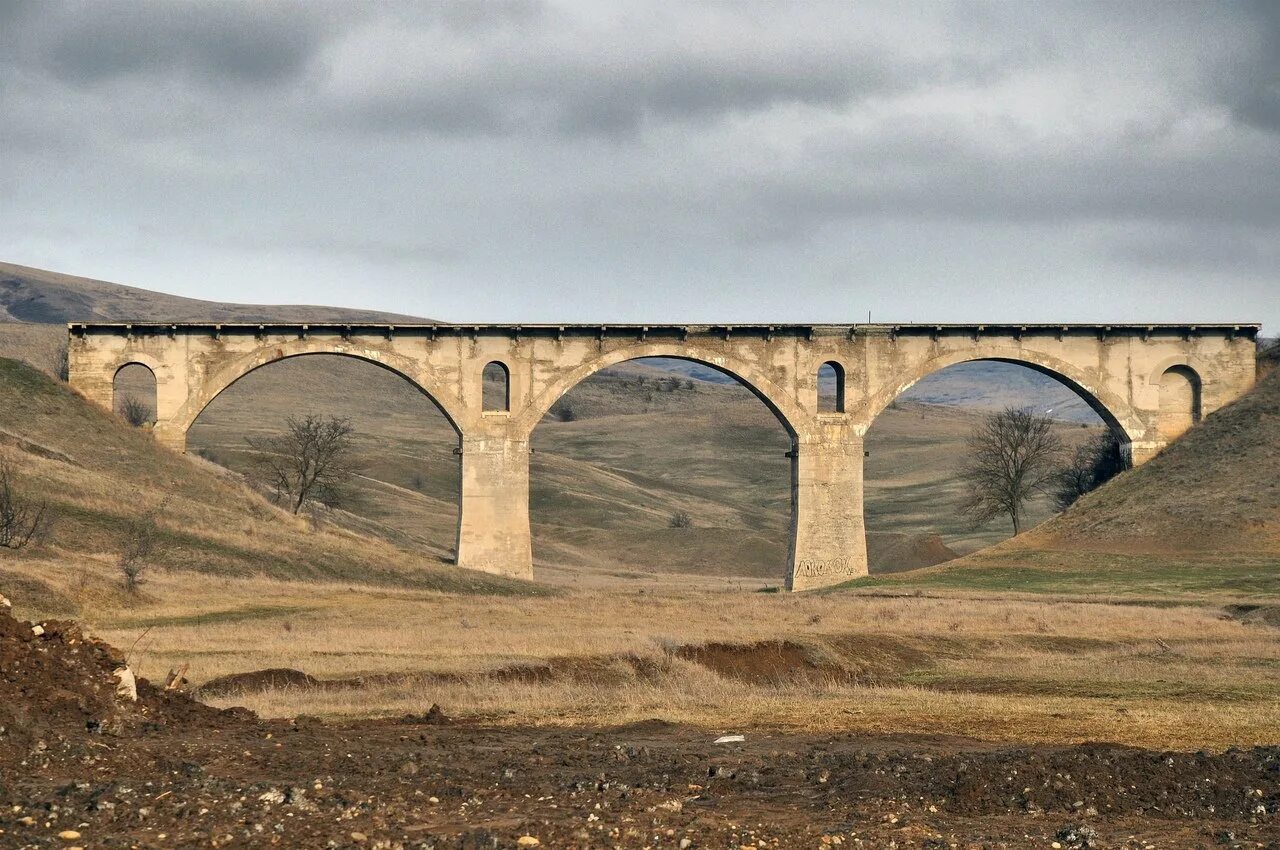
[455,434,534,580]
[787,426,869,591]
[152,362,190,453]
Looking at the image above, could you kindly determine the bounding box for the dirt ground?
[5,610,1280,849]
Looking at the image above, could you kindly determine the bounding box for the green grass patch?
[834,549,1280,600]
[111,604,316,630]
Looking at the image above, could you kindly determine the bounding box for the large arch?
[862,348,1145,443]
[184,349,465,562]
[170,344,465,438]
[525,353,799,584]
[514,342,806,438]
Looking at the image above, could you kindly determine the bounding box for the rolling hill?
[0,261,429,324]
[0,357,536,616]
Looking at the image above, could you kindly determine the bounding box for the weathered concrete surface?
[67,322,1259,590]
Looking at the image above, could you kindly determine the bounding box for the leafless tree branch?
[246,415,362,515]
[957,407,1065,535]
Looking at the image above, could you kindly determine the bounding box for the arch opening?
[529,356,795,588]
[483,361,511,412]
[818,361,845,413]
[863,358,1120,565]
[113,362,156,427]
[1157,365,1201,442]
[186,352,462,561]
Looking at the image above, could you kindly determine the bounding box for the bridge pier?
[787,428,869,591]
[455,434,534,580]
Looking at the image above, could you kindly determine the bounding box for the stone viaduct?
[67,322,1259,590]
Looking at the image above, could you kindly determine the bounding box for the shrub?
[0,458,50,549]
[120,497,168,593]
[119,394,154,427]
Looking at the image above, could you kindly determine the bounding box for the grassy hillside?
[0,357,538,616]
[1024,365,1280,554]
[0,321,65,376]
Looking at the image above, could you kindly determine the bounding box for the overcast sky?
[1,1,1276,329]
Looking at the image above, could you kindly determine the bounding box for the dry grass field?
[1,306,1277,760]
[9,565,1278,752]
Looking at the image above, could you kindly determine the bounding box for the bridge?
[67,321,1259,590]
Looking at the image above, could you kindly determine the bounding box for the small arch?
[528,355,795,584]
[483,361,510,412]
[817,361,845,413]
[1157,365,1202,441]
[113,362,156,426]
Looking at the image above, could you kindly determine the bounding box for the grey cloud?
[317,8,960,139]
[0,1,1276,332]
[1105,226,1273,271]
[576,127,1280,252]
[33,1,324,87]
[1220,2,1280,132]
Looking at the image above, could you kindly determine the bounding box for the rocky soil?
[2,607,1279,849]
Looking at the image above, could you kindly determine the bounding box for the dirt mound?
[0,608,246,761]
[868,531,959,573]
[196,668,322,697]
[676,640,850,684]
[1021,366,1280,554]
[1224,604,1280,629]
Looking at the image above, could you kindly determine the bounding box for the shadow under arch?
[515,345,804,439]
[171,349,464,438]
[526,353,799,584]
[863,350,1142,443]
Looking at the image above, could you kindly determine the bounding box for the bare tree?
[118,395,153,427]
[246,415,362,514]
[120,497,168,593]
[958,407,1064,535]
[0,458,50,549]
[1052,430,1127,511]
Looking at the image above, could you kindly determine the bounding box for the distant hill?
[0,261,430,324]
